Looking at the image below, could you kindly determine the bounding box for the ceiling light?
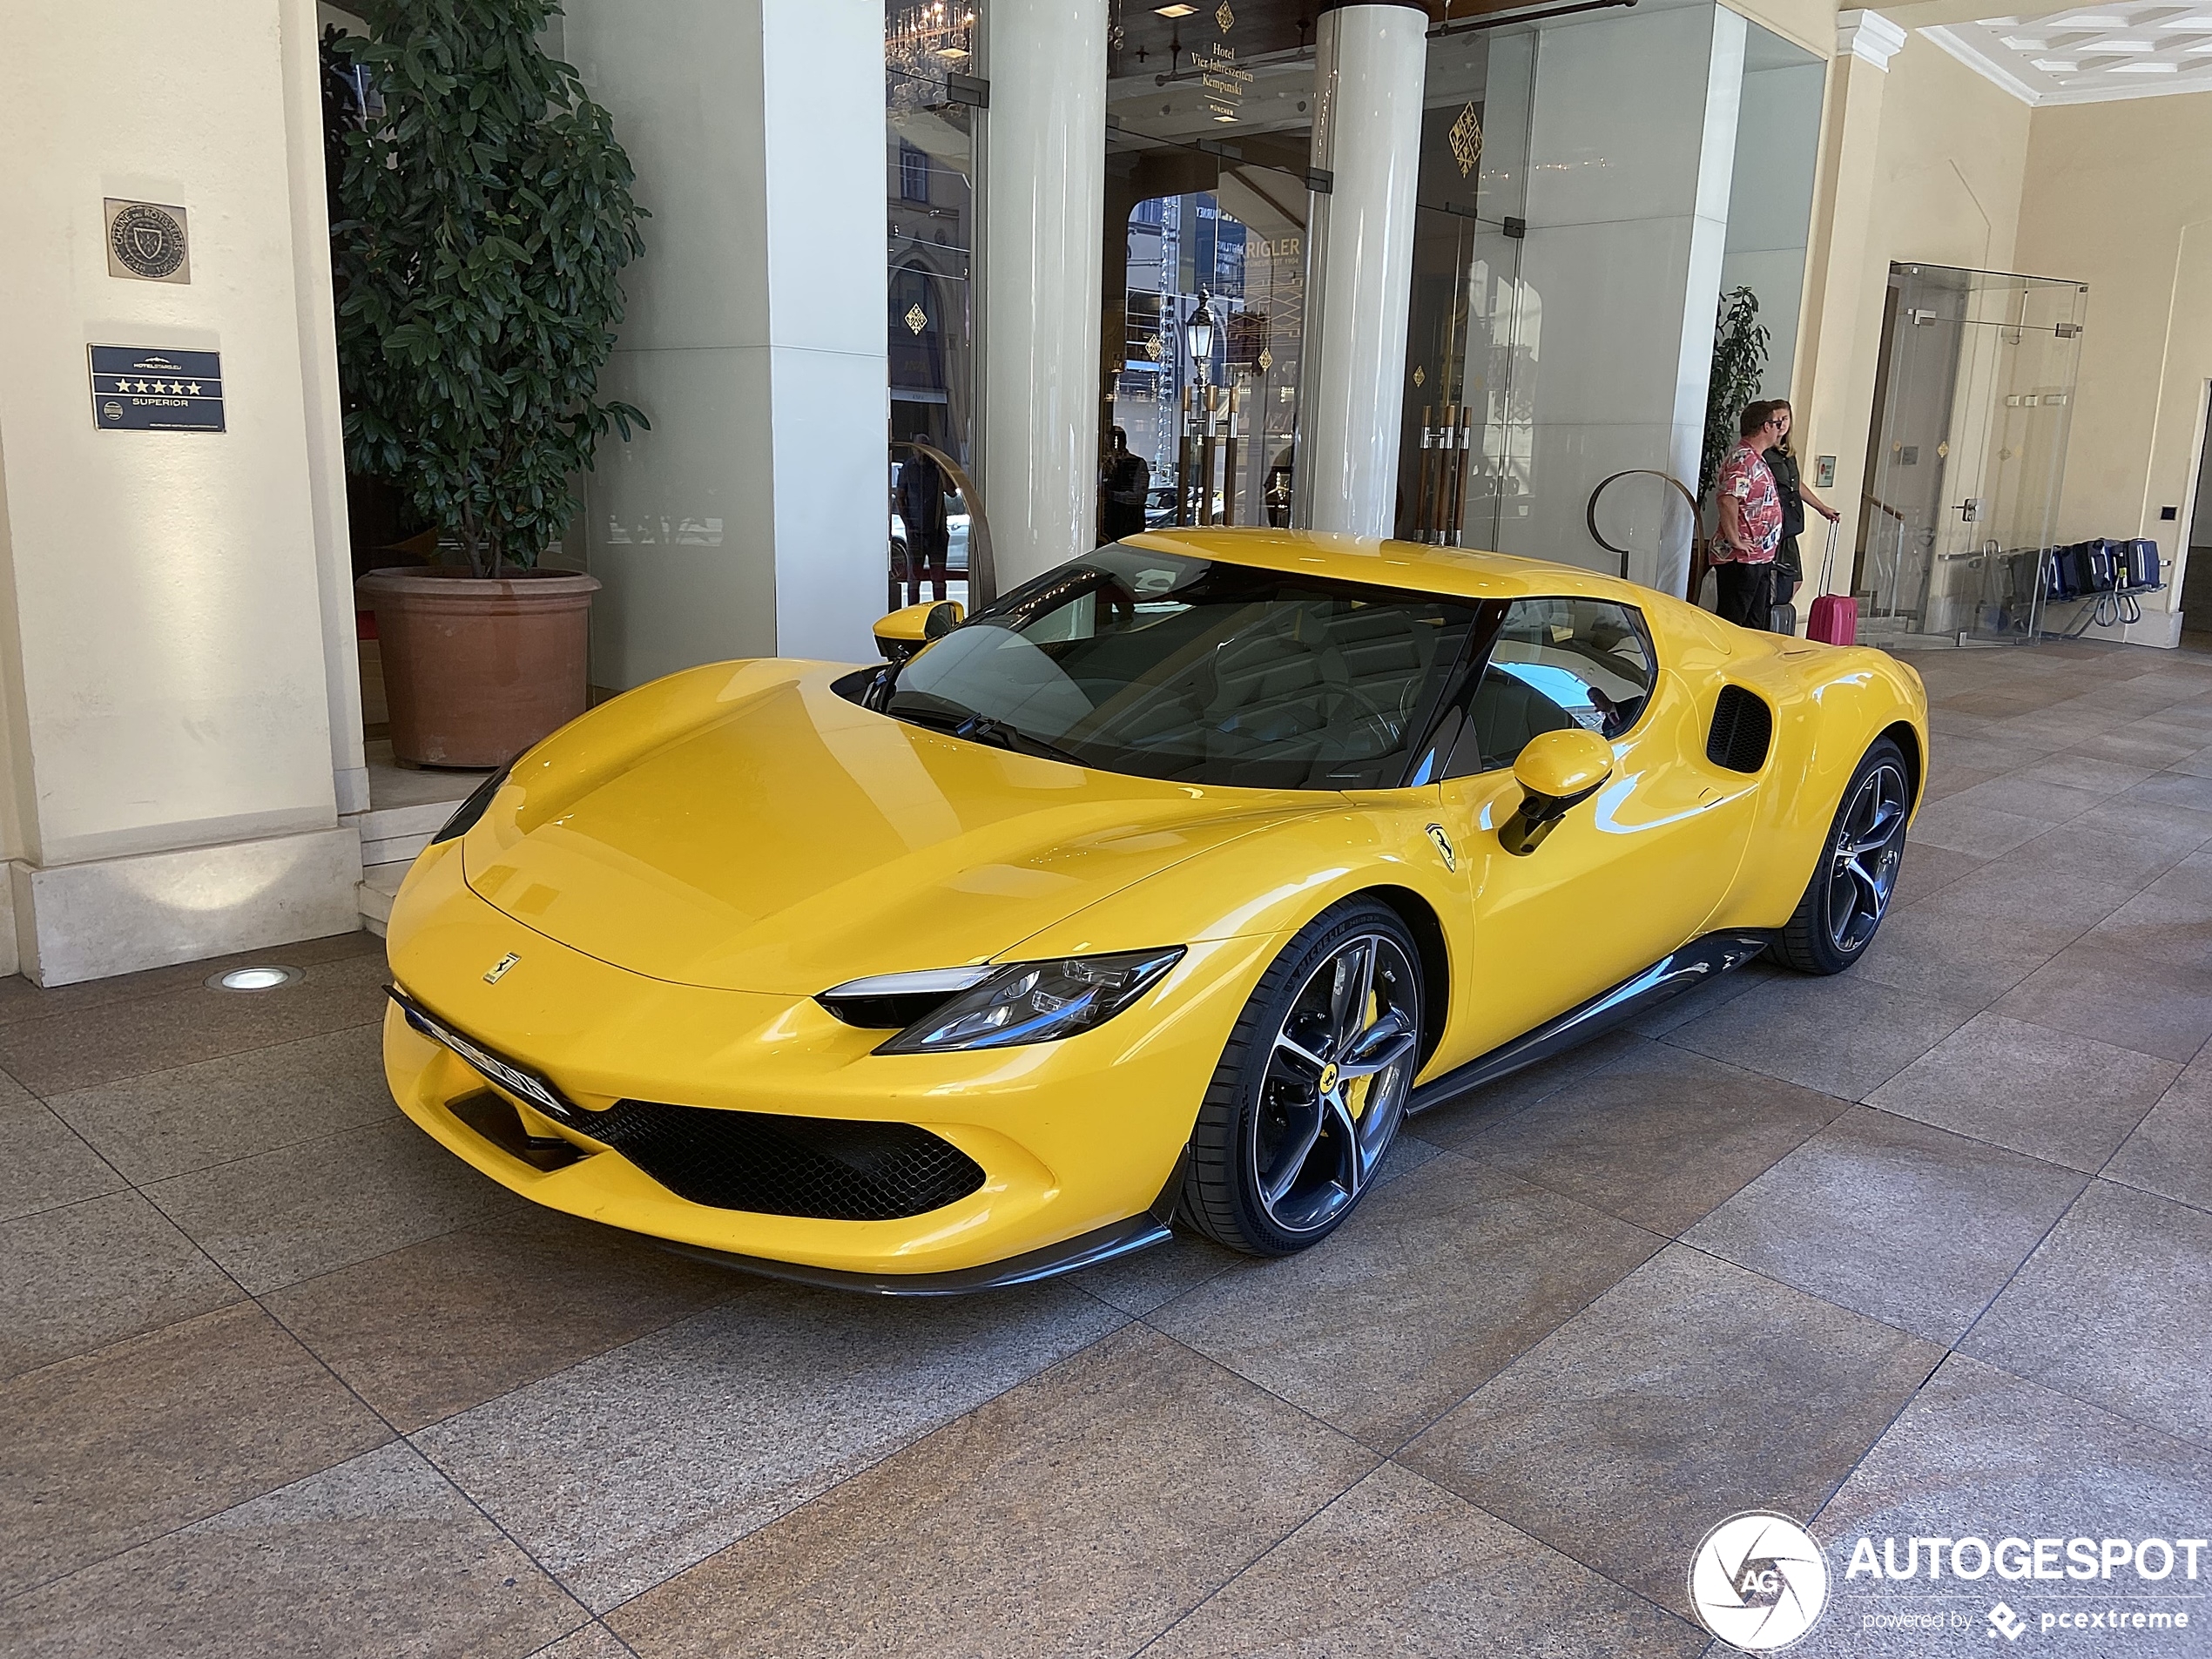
[1154,3,1198,13]
[208,964,304,992]
[2000,35,2049,47]
[2033,56,2080,67]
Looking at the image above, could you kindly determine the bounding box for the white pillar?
[1295,2,1427,538]
[567,0,887,682]
[980,0,1109,587]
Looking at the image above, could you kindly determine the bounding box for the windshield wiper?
[892,703,1086,767]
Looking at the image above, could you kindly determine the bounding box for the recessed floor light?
[208,965,304,992]
[1155,3,1198,15]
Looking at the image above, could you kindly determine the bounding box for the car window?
[880,546,1480,790]
[1450,597,1655,774]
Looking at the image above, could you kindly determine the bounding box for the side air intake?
[1707,685,1773,773]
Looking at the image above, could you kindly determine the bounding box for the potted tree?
[326,0,647,766]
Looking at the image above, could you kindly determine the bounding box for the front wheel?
[1180,900,1425,1256]
[1773,737,1912,974]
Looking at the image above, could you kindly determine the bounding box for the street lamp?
[1184,287,1216,386]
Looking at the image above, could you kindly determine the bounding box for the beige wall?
[1865,34,2032,275]
[2016,91,2212,610]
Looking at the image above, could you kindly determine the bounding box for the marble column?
[1294,0,1429,538]
[979,0,1109,585]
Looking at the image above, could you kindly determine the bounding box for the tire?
[1773,737,1912,975]
[1179,899,1425,1256]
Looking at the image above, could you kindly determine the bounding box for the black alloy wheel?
[1181,899,1424,1255]
[1775,736,1912,974]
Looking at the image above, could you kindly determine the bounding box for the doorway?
[2181,381,2212,642]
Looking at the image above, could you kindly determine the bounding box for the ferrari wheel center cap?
[1318,1062,1340,1094]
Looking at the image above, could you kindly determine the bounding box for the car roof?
[1116,528,1664,609]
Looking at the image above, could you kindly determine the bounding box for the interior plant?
[1699,287,1770,504]
[322,0,647,577]
[323,0,647,767]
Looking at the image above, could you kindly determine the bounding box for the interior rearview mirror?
[1500,728,1615,856]
[874,599,964,664]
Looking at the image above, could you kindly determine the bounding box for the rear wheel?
[1774,737,1911,975]
[1180,900,1424,1256]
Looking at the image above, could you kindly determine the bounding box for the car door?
[1432,596,1762,1060]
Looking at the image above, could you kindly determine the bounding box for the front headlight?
[825,948,1184,1055]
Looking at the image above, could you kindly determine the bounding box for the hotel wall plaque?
[103,199,192,284]
[89,347,226,433]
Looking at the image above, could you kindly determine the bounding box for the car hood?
[463,660,1311,994]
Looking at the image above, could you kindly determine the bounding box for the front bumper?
[381,840,1273,1280]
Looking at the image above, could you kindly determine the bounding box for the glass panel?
[1859,262,2086,646]
[1458,597,1654,772]
[887,2,982,608]
[1399,25,1536,550]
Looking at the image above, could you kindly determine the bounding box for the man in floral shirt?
[1712,401,1785,630]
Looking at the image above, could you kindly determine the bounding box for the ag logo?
[1688,1512,1830,1650]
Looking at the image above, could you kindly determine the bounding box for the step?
[359,860,408,938]
[345,750,492,868]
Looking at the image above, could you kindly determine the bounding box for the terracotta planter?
[355,567,601,767]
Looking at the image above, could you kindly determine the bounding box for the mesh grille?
[1707,685,1773,773]
[573,1099,987,1220]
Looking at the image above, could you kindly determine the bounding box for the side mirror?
[873,599,963,664]
[1500,728,1615,856]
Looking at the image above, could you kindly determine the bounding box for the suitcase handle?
[1817,517,1839,591]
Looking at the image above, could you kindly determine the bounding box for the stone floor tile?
[263,1210,740,1432]
[1904,799,2054,859]
[604,1325,1373,1659]
[1993,941,2212,1063]
[1149,1156,1661,1451]
[1144,1462,1708,1658]
[0,948,392,1096]
[1399,1246,1941,1619]
[1921,733,2056,776]
[2004,819,2199,895]
[0,1095,123,1224]
[1849,898,2091,1010]
[1666,971,1975,1102]
[45,1024,399,1186]
[2103,1060,2212,1212]
[1464,1045,1844,1235]
[1890,843,1987,909]
[2012,751,2161,795]
[1793,1356,2212,1658]
[0,1441,583,1659]
[144,1117,522,1295]
[1960,1181,2212,1447]
[2082,851,2212,969]
[529,1626,637,1659]
[415,1277,1128,1611]
[0,931,381,1032]
[2065,793,2212,854]
[1410,1028,1655,1150]
[0,1302,390,1600]
[1682,1109,2088,1342]
[2078,725,2212,769]
[1911,858,2145,934]
[1917,763,1999,804]
[2169,742,2212,778]
[1069,1230,1244,1318]
[2123,770,2212,817]
[0,1190,241,1379]
[1939,773,2107,825]
[1866,1013,2179,1171]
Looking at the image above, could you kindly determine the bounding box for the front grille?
[572,1099,987,1220]
[1707,685,1773,773]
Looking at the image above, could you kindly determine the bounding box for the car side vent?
[1707,685,1773,773]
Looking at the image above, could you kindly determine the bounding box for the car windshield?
[883,545,1480,789]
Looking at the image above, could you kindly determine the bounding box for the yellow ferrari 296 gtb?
[381,529,1927,1291]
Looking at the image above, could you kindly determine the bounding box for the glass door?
[1860,263,2085,645]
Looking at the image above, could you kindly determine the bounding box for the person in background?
[1765,399,1841,610]
[1101,426,1150,543]
[1712,401,1786,630]
[896,435,953,603]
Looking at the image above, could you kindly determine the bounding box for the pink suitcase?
[1806,520,1856,646]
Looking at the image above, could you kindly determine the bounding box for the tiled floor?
[8,637,2212,1656]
